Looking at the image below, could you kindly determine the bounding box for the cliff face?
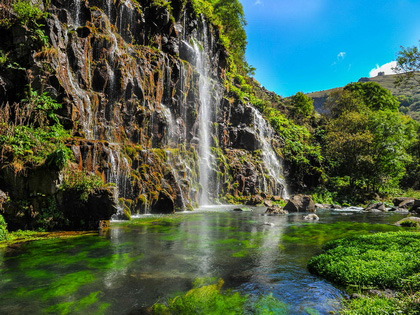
[0,0,288,229]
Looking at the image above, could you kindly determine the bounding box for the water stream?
[0,208,408,314]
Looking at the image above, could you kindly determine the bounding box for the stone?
[393,197,415,207]
[265,205,288,215]
[304,214,319,221]
[394,217,420,227]
[263,200,273,207]
[283,194,315,212]
[410,199,420,213]
[0,190,8,211]
[151,191,175,214]
[315,203,328,209]
[364,202,387,212]
[246,195,264,206]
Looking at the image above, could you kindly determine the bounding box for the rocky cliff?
[0,0,288,230]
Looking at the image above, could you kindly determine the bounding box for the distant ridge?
[307,73,420,120]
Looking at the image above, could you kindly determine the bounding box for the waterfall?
[73,0,81,26]
[192,22,222,205]
[106,0,113,19]
[251,107,289,199]
[107,145,129,199]
[194,42,212,205]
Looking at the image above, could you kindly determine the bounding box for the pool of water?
[0,207,408,314]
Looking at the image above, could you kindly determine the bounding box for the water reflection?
[0,208,409,314]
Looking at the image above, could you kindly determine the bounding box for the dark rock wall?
[0,0,288,226]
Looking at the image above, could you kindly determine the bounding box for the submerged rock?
[304,214,319,221]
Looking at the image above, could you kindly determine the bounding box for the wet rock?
[315,203,329,209]
[304,214,319,221]
[393,197,415,207]
[330,204,342,209]
[364,202,387,212]
[152,191,175,214]
[265,205,288,215]
[246,195,264,206]
[271,195,282,202]
[283,194,315,212]
[263,200,273,207]
[394,217,420,227]
[410,199,420,213]
[0,190,8,211]
[389,207,410,213]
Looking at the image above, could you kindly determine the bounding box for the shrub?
[60,170,108,202]
[0,215,8,241]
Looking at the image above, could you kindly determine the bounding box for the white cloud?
[369,61,398,77]
[337,52,346,60]
[254,0,263,5]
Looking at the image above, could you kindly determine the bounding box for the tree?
[290,92,314,119]
[324,90,415,195]
[209,0,247,66]
[344,82,400,112]
[394,41,420,87]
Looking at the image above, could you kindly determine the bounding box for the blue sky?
[241,0,420,96]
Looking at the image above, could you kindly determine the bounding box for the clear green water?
[0,206,408,314]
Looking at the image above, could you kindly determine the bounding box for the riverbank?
[308,231,420,314]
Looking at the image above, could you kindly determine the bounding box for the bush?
[0,215,8,241]
[60,170,108,202]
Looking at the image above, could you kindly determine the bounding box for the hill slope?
[307,73,420,119]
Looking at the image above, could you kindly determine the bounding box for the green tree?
[209,0,247,66]
[290,91,314,118]
[344,82,400,112]
[324,99,415,195]
[394,41,420,87]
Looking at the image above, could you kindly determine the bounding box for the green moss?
[0,215,8,241]
[152,279,247,314]
[152,279,288,315]
[282,222,404,246]
[308,231,420,289]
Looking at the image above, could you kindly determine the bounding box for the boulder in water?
[265,205,288,215]
[364,202,387,212]
[304,214,319,221]
[283,194,315,212]
[394,216,420,227]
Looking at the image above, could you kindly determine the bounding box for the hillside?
[307,73,420,120]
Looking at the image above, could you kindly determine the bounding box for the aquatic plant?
[308,231,420,314]
[152,279,288,315]
[282,222,403,246]
[308,231,420,289]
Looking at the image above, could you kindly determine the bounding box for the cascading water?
[192,23,221,205]
[73,0,81,26]
[251,107,289,199]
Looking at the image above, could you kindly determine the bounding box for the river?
[0,206,408,314]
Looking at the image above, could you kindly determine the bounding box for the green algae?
[282,221,405,245]
[152,279,289,315]
[45,291,111,315]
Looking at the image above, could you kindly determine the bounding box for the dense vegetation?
[308,232,420,314]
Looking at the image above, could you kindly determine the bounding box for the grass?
[308,231,420,314]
